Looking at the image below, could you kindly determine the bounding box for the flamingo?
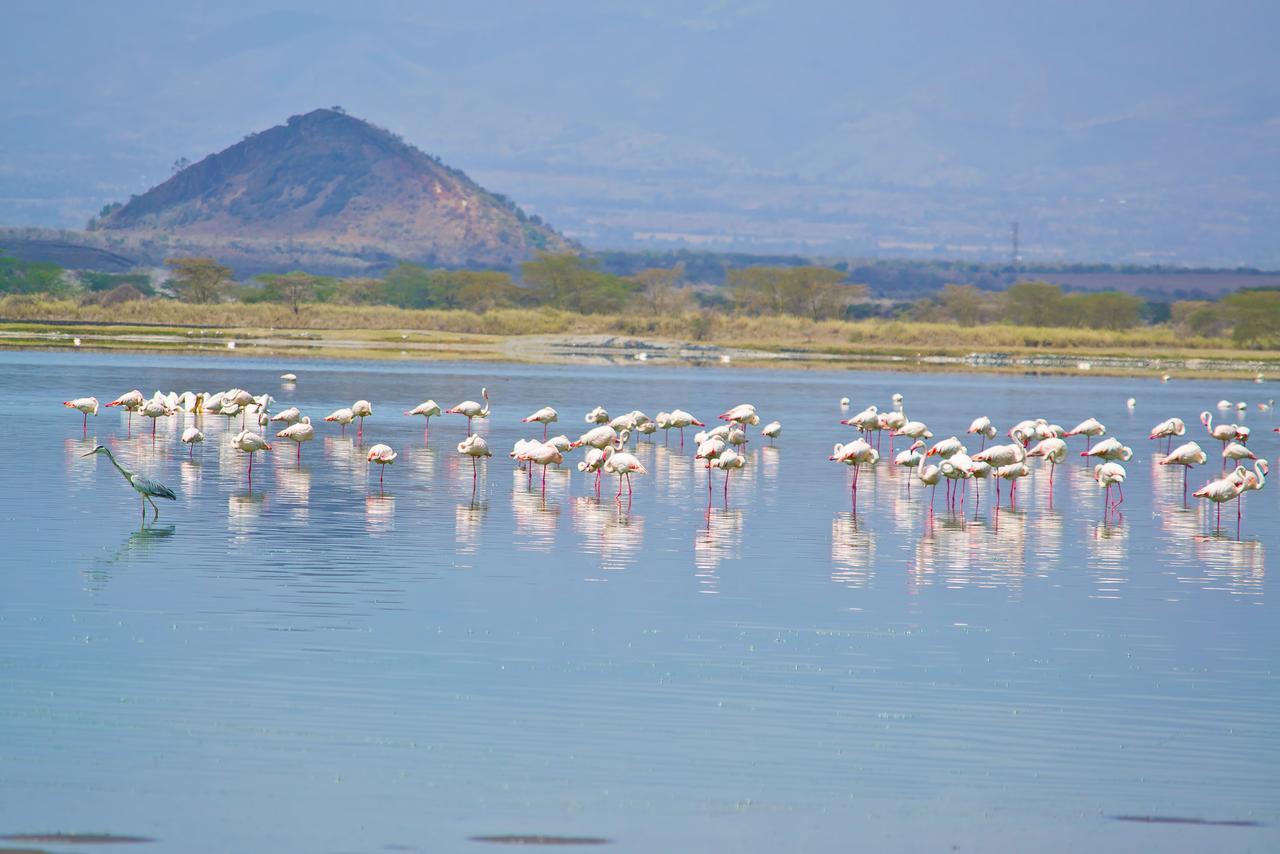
[654,411,673,442]
[1232,460,1268,520]
[280,373,297,382]
[713,448,745,502]
[993,462,1030,510]
[446,388,489,436]
[269,406,303,426]
[761,420,781,443]
[457,433,492,483]
[668,409,705,449]
[1222,442,1256,466]
[894,439,925,494]
[695,432,727,499]
[140,397,171,438]
[577,446,609,494]
[719,403,760,427]
[840,404,879,442]
[405,400,442,443]
[1193,470,1245,530]
[64,396,99,433]
[1149,417,1185,453]
[925,436,965,459]
[603,441,647,500]
[939,452,974,511]
[276,417,315,461]
[366,443,397,487]
[967,416,998,449]
[894,420,933,442]
[1026,436,1068,495]
[1080,437,1132,462]
[180,426,204,458]
[1094,462,1127,515]
[917,462,943,511]
[1200,411,1238,466]
[1159,440,1207,502]
[106,389,145,431]
[522,406,559,440]
[636,420,658,440]
[518,440,563,492]
[325,407,355,436]
[972,439,1024,463]
[585,405,610,424]
[351,400,373,439]
[572,424,619,451]
[232,430,272,484]
[830,439,879,510]
[1066,417,1106,451]
[81,445,177,521]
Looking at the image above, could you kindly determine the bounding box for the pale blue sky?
[3,1,1277,264]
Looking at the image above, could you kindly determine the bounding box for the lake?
[1,350,1276,853]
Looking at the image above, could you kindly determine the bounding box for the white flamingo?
[351,400,374,439]
[325,407,355,436]
[180,426,204,457]
[405,400,442,443]
[276,417,315,461]
[232,430,272,485]
[446,388,490,435]
[366,443,398,488]
[63,396,99,433]
[522,406,559,440]
[1159,440,1206,502]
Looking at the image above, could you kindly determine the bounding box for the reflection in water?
[1088,518,1130,599]
[365,494,395,534]
[455,500,487,557]
[1187,536,1266,598]
[694,507,743,593]
[571,496,645,572]
[179,459,204,496]
[512,478,560,553]
[228,492,266,538]
[910,511,1028,595]
[274,463,312,522]
[830,512,875,588]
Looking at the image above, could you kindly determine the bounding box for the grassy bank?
[3,295,1278,377]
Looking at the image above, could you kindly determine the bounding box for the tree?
[727,266,864,320]
[255,271,330,314]
[165,257,232,303]
[453,271,522,312]
[1172,300,1231,338]
[0,254,68,295]
[630,264,691,315]
[521,253,634,313]
[1062,291,1144,330]
[927,284,997,326]
[1222,290,1280,347]
[1002,281,1065,327]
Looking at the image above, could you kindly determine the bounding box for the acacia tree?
[727,266,864,320]
[256,271,329,315]
[165,257,232,303]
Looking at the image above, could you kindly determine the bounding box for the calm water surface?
[1,351,1277,853]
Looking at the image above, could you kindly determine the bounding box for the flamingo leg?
[1115,484,1124,507]
[543,423,548,441]
[627,472,633,496]
[541,463,548,494]
[424,417,430,445]
[296,443,301,462]
[724,470,730,502]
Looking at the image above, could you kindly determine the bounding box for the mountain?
[94,108,571,271]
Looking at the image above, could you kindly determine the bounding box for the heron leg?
[148,495,160,520]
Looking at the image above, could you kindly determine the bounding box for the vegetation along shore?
[2,250,1279,378]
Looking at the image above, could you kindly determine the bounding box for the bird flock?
[65,378,1272,535]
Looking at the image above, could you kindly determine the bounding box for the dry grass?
[0,294,1260,358]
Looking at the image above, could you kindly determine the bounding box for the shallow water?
[1,350,1277,853]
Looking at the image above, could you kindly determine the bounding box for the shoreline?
[4,320,1279,380]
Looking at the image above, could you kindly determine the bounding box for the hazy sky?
[3,1,1277,264]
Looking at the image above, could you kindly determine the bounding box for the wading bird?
[106,389,145,431]
[1159,440,1207,503]
[351,400,373,439]
[405,400,442,443]
[82,445,176,521]
[457,433,492,482]
[447,389,490,435]
[366,443,397,487]
[1066,417,1106,451]
[63,396,99,433]
[325,407,355,435]
[522,406,559,440]
[180,427,204,457]
[276,417,315,461]
[1094,462,1127,515]
[761,420,781,443]
[232,430,272,484]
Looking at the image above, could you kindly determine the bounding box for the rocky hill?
[94,108,571,272]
